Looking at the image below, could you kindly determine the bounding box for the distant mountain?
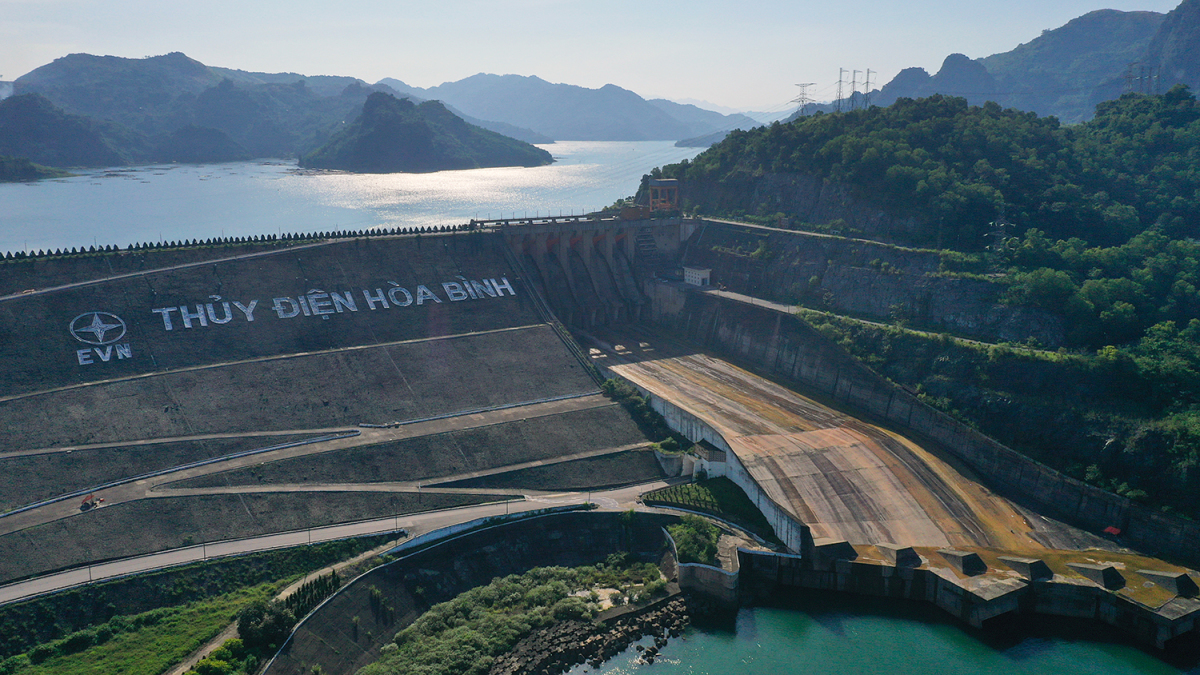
[646,99,757,138]
[10,53,553,167]
[869,8,1167,122]
[375,78,551,144]
[152,125,250,164]
[301,92,552,173]
[0,82,12,100]
[397,74,695,141]
[1146,0,1200,93]
[0,93,130,167]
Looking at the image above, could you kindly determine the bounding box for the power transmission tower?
[864,69,874,108]
[792,83,816,116]
[836,68,846,112]
[851,70,861,110]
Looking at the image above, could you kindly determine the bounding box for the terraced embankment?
[0,234,661,588]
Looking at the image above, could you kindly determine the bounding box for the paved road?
[0,393,614,535]
[0,480,671,607]
[694,267,1057,357]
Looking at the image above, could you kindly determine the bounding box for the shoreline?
[489,592,708,675]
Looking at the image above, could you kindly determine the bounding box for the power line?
[792,83,816,116]
[864,69,874,108]
[836,68,846,113]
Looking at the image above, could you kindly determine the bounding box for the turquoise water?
[568,602,1200,675]
[0,140,704,254]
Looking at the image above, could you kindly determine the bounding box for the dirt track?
[588,326,1102,551]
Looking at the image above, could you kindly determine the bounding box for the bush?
[236,600,295,651]
[668,515,721,565]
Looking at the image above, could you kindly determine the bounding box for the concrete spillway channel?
[583,326,1200,647]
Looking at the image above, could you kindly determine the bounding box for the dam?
[2,216,1200,671]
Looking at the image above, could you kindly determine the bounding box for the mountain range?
[378,74,756,141]
[1,52,758,170]
[797,0,1200,123]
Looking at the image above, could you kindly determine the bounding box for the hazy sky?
[0,0,1185,113]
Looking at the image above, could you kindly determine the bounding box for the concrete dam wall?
[0,234,599,450]
[505,217,698,327]
[645,282,1200,565]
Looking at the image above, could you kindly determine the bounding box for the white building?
[683,266,712,287]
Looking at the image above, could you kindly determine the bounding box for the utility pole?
[851,71,861,110]
[792,83,816,116]
[864,69,874,108]
[836,68,846,112]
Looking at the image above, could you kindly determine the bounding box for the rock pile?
[488,596,691,675]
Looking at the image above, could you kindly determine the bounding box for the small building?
[648,178,679,211]
[683,266,711,287]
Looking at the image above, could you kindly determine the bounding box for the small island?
[301,92,553,173]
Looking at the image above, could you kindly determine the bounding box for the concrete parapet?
[1068,563,1126,590]
[877,543,921,567]
[1138,570,1200,598]
[938,549,986,576]
[998,556,1053,581]
[810,539,858,572]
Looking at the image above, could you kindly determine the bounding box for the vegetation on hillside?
[666,515,721,565]
[652,89,1200,519]
[301,92,552,173]
[662,87,1200,250]
[0,94,131,167]
[0,535,391,662]
[358,559,665,675]
[600,377,688,448]
[797,309,1200,516]
[0,585,275,675]
[0,155,69,182]
[644,478,779,544]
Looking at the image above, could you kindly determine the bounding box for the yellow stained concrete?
[601,341,1047,550]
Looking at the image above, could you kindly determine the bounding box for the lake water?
[0,140,704,255]
[568,600,1200,675]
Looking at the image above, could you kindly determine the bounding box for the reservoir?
[0,140,704,254]
[568,598,1200,675]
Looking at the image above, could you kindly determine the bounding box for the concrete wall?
[662,527,739,605]
[646,282,1200,566]
[595,358,810,554]
[737,552,1191,648]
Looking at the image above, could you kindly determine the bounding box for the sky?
[0,0,1187,114]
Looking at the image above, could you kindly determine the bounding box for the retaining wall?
[594,360,810,554]
[265,510,677,675]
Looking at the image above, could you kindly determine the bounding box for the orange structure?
[648,178,679,211]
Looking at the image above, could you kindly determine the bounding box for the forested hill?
[300,93,553,173]
[661,89,1200,251]
[656,90,1200,517]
